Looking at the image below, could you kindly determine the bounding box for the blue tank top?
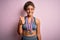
[22,16,37,31]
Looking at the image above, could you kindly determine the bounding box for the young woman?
[17,1,41,40]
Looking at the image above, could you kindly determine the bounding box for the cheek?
[27,10,29,13]
[32,10,34,12]
[31,10,34,13]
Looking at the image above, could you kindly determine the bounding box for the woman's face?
[26,5,34,17]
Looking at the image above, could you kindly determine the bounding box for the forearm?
[17,24,22,34]
[19,25,23,39]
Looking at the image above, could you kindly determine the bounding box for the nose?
[29,9,31,13]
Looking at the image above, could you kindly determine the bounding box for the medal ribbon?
[26,17,33,32]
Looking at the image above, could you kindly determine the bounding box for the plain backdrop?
[0,0,60,40]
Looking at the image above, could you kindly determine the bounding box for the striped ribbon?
[26,17,33,34]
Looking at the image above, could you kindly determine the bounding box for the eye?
[27,8,30,10]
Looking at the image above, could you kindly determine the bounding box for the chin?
[27,15,32,17]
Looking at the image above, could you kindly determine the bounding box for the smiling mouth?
[28,12,33,13]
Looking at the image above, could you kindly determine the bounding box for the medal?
[26,16,33,34]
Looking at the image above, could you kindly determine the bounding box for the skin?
[17,5,41,40]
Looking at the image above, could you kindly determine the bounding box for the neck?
[27,15,33,18]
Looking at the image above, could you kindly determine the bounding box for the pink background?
[0,0,60,40]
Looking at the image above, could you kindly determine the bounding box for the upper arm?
[36,18,41,36]
[36,18,41,40]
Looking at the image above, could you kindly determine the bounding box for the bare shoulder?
[35,17,41,25]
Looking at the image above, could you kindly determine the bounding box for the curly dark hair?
[24,1,35,11]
